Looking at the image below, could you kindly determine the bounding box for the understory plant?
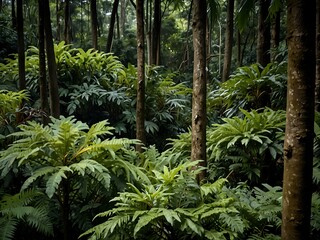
[0,116,142,239]
[209,62,287,118]
[80,161,251,240]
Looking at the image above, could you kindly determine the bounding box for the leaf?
[21,166,56,191]
[133,212,163,236]
[45,166,73,198]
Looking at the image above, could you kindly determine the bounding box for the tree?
[191,0,207,182]
[38,0,49,124]
[316,0,320,111]
[256,0,271,66]
[64,0,71,44]
[17,0,25,91]
[106,0,120,53]
[90,0,98,50]
[44,0,60,118]
[151,0,161,65]
[135,0,146,152]
[222,0,234,82]
[281,0,316,239]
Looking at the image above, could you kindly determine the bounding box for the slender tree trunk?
[271,10,281,61]
[146,0,152,65]
[237,30,242,67]
[222,0,234,82]
[120,0,126,36]
[17,0,25,91]
[106,0,120,53]
[136,0,146,152]
[151,0,161,65]
[281,0,316,239]
[56,0,61,41]
[44,0,60,118]
[191,0,207,182]
[64,0,71,44]
[315,0,320,111]
[38,0,49,124]
[11,0,16,28]
[90,0,98,50]
[257,0,271,66]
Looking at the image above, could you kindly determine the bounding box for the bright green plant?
[209,62,287,118]
[0,116,138,238]
[207,108,285,184]
[80,158,252,240]
[0,189,53,240]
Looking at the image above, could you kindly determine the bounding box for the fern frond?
[45,166,73,198]
[0,217,18,240]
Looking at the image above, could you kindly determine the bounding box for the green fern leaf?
[133,211,163,237]
[21,166,56,191]
[0,217,18,240]
[45,166,73,198]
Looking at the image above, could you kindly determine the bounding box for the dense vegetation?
[0,0,319,240]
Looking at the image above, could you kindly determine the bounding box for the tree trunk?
[222,0,234,82]
[64,0,71,44]
[44,0,60,118]
[17,0,25,91]
[281,0,316,239]
[38,0,49,124]
[90,0,98,50]
[257,0,271,66]
[56,0,61,41]
[191,0,207,182]
[120,0,126,37]
[135,0,146,152]
[315,0,320,111]
[151,0,161,65]
[11,0,16,28]
[106,0,120,53]
[271,10,281,62]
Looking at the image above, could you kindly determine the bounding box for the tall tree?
[64,0,71,44]
[135,0,146,152]
[17,0,25,91]
[90,0,98,49]
[316,0,320,111]
[106,0,120,53]
[11,0,16,28]
[222,0,234,82]
[191,0,207,182]
[38,0,49,124]
[256,0,271,66]
[151,0,161,65]
[281,0,316,239]
[44,0,60,118]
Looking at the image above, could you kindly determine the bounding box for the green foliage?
[210,62,287,118]
[80,162,250,240]
[0,116,142,237]
[0,189,53,240]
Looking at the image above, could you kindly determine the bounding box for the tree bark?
[11,0,16,28]
[106,0,120,53]
[56,0,61,41]
[151,0,161,65]
[44,0,60,118]
[257,0,271,66]
[271,10,281,62]
[222,0,234,82]
[315,0,320,111]
[90,0,98,50]
[64,0,71,44]
[17,0,25,91]
[38,0,49,124]
[135,0,146,152]
[191,0,207,182]
[281,0,316,239]
[120,0,126,37]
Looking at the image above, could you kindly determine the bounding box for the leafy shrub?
[0,116,140,238]
[209,62,287,118]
